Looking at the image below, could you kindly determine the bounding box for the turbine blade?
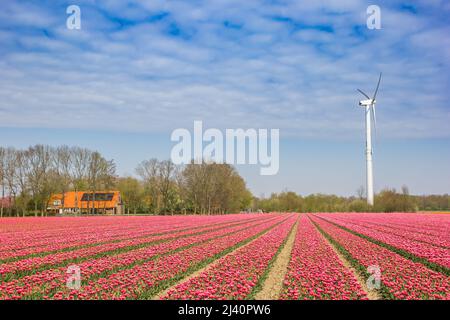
[372,104,377,141]
[357,89,370,99]
[373,72,382,100]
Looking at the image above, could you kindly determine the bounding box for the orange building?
[47,191,123,215]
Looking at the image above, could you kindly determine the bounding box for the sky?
[0,0,449,196]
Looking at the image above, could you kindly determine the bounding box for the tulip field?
[0,212,449,300]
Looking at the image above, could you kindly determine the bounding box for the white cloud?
[0,0,449,140]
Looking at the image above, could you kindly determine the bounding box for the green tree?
[117,177,145,214]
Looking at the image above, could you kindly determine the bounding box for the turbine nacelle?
[359,99,375,107]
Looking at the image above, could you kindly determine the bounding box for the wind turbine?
[357,73,381,206]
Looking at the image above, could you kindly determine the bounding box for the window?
[81,193,114,201]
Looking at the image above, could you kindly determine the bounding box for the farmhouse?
[47,191,123,215]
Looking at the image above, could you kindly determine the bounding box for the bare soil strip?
[153,217,293,300]
[310,216,381,300]
[254,220,298,300]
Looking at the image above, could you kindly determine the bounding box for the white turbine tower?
[357,73,382,206]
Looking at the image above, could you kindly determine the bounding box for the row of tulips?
[0,214,262,239]
[310,215,450,300]
[280,215,367,300]
[56,215,293,300]
[0,215,265,261]
[0,215,265,254]
[0,218,186,252]
[328,213,449,237]
[0,216,274,279]
[332,217,450,248]
[162,215,298,300]
[0,215,285,299]
[318,214,450,269]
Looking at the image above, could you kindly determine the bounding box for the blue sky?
[0,0,449,196]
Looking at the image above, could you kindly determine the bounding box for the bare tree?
[15,150,31,217]
[87,151,116,214]
[0,147,5,217]
[3,148,19,216]
[54,146,73,212]
[158,160,178,215]
[401,185,410,196]
[357,186,365,200]
[136,159,160,213]
[70,147,91,213]
[27,145,53,216]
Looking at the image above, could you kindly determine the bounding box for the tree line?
[253,187,450,213]
[0,145,252,216]
[1,144,448,216]
[0,145,116,216]
[121,159,253,215]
